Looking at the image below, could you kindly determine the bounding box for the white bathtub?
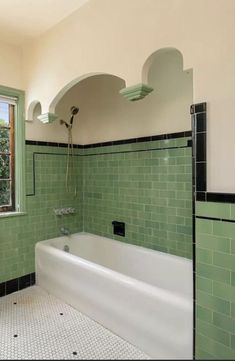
[35,232,193,359]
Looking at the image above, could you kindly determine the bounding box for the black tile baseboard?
[0,273,35,298]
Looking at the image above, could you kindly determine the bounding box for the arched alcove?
[54,74,126,144]
[140,47,193,133]
[142,47,185,84]
[26,100,42,122]
[26,49,193,143]
[49,73,126,114]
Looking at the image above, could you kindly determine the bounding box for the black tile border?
[191,102,235,204]
[25,140,82,149]
[191,106,197,361]
[25,130,192,149]
[0,272,35,298]
[196,215,235,223]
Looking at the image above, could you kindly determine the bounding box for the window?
[0,86,25,215]
[0,98,16,212]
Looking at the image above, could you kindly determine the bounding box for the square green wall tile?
[196,202,230,219]
[197,290,230,315]
[197,276,213,294]
[213,220,235,238]
[197,305,213,323]
[197,319,230,346]
[196,218,213,234]
[213,281,235,302]
[197,263,230,284]
[213,312,235,334]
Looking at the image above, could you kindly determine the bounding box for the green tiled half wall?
[0,136,192,283]
[196,202,235,360]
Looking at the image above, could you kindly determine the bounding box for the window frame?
[0,103,15,212]
[0,85,25,215]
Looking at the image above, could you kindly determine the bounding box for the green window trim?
[0,84,25,215]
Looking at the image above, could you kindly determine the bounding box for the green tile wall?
[0,137,192,284]
[83,137,192,258]
[0,145,83,283]
[196,203,235,360]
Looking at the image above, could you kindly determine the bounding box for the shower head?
[60,106,79,129]
[70,106,79,125]
[71,106,79,115]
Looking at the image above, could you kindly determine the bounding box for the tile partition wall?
[192,104,235,359]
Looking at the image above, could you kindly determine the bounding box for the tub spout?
[60,227,70,236]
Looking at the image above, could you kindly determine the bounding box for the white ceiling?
[0,0,89,45]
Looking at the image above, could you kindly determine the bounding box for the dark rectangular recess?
[112,221,125,237]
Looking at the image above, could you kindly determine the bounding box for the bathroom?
[0,0,235,360]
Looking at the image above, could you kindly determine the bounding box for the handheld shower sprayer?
[59,106,79,197]
[69,106,79,126]
[60,106,79,129]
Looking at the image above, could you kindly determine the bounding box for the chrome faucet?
[60,227,70,236]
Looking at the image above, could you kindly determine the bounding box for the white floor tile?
[0,286,150,360]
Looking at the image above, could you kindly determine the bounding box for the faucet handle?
[60,227,70,235]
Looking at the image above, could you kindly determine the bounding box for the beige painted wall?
[0,0,230,193]
[22,0,235,192]
[0,40,22,89]
[26,50,192,143]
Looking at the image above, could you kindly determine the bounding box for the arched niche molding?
[26,100,42,122]
[119,47,192,102]
[142,47,191,84]
[37,72,126,124]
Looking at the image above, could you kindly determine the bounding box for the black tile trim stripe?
[25,130,192,149]
[191,107,197,361]
[196,215,235,223]
[25,140,82,148]
[206,192,235,203]
[0,272,35,298]
[83,145,190,157]
[191,102,235,204]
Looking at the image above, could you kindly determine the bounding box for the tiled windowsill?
[0,212,27,219]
